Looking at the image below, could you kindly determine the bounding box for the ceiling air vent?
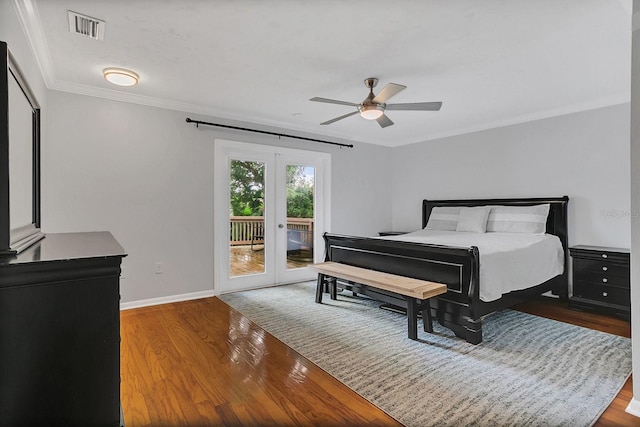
[68,11,105,40]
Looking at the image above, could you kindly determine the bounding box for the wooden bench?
[309,262,447,341]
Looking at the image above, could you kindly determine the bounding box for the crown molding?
[12,0,57,87]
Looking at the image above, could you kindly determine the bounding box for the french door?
[214,140,330,293]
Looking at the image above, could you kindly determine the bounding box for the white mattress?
[380,229,565,302]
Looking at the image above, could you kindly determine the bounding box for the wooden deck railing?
[230,216,313,246]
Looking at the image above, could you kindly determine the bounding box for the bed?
[322,196,569,344]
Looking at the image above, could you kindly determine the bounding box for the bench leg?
[329,277,337,300]
[406,297,418,340]
[315,274,325,303]
[316,274,338,302]
[422,300,433,333]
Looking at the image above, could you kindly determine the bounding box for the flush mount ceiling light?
[103,68,139,86]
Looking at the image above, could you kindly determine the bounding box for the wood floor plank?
[121,293,639,426]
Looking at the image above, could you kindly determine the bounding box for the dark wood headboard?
[422,196,569,254]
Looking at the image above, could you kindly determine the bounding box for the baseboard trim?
[120,289,217,311]
[625,397,640,418]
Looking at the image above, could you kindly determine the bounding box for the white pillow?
[486,204,550,234]
[456,206,491,233]
[425,206,461,231]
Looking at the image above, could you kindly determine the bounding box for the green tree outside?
[229,161,314,218]
[229,160,264,216]
[286,165,314,218]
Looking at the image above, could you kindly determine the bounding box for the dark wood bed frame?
[322,196,569,344]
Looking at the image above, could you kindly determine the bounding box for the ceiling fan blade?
[376,114,394,128]
[320,110,359,125]
[386,101,443,111]
[372,83,406,104]
[310,97,359,107]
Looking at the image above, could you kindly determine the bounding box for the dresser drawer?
[573,282,630,307]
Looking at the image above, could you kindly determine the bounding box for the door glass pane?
[229,160,265,277]
[285,165,315,270]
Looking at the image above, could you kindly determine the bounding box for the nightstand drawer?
[573,275,629,289]
[570,247,630,263]
[573,258,629,279]
[573,277,629,290]
[573,262,629,289]
[573,282,630,307]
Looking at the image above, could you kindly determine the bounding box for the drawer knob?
[602,278,608,283]
[602,266,608,271]
[602,254,608,259]
[603,291,608,297]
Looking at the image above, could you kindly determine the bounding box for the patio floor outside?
[229,245,313,277]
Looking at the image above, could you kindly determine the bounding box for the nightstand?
[568,245,630,319]
[378,231,411,236]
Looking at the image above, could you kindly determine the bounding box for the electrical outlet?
[155,262,163,274]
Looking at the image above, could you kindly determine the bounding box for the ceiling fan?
[310,78,442,128]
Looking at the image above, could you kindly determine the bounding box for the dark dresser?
[0,232,126,426]
[568,245,630,318]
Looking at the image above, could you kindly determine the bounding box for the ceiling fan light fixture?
[359,104,384,120]
[103,67,139,86]
[310,78,442,128]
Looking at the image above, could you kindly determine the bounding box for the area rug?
[220,281,632,427]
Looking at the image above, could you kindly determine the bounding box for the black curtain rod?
[185,118,354,149]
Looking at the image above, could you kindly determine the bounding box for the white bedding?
[380,229,565,302]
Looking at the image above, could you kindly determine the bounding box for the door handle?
[278,224,284,229]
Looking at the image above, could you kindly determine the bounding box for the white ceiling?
[15,0,632,147]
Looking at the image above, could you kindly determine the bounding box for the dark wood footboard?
[322,196,569,344]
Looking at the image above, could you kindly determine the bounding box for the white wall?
[390,104,631,249]
[328,141,392,235]
[44,91,393,303]
[44,92,214,303]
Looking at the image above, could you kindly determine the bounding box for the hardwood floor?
[120,296,402,426]
[121,292,639,426]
